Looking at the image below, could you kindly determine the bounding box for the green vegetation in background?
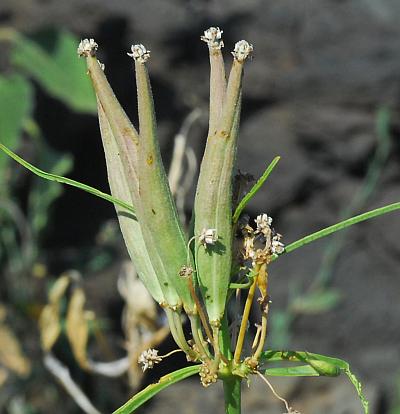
[270,107,392,348]
[0,27,96,297]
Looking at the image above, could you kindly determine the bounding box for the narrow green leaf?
[112,365,201,414]
[272,202,400,261]
[0,143,136,216]
[28,144,73,235]
[260,350,369,413]
[345,367,369,414]
[265,365,320,377]
[232,156,280,223]
[11,31,96,113]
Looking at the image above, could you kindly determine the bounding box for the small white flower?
[200,27,224,50]
[232,40,253,62]
[127,44,150,63]
[271,234,285,255]
[98,60,105,71]
[199,228,218,246]
[77,38,98,57]
[255,214,273,233]
[138,348,162,372]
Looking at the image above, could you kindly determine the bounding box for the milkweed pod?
[306,359,341,377]
[131,45,196,314]
[97,101,167,305]
[79,39,181,308]
[194,35,252,323]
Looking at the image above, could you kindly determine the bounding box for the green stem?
[223,376,242,414]
[189,315,212,360]
[164,308,197,360]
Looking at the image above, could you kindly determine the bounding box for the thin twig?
[189,315,212,360]
[256,371,293,414]
[44,353,102,414]
[233,268,259,363]
[187,277,214,344]
[252,306,268,360]
[87,357,130,377]
[168,108,201,196]
[251,324,262,352]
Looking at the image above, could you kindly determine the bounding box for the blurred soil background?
[0,0,400,413]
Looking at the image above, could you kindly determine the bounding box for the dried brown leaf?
[38,275,70,351]
[0,324,31,377]
[49,275,70,304]
[39,303,61,351]
[66,288,89,369]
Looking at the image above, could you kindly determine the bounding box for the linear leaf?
[265,365,320,377]
[112,365,200,414]
[232,156,280,223]
[272,202,400,261]
[260,350,368,413]
[0,143,135,216]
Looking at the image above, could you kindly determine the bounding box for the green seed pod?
[130,44,196,314]
[194,33,252,323]
[306,359,341,377]
[97,102,165,304]
[78,39,181,308]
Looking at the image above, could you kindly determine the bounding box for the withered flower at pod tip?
[127,44,151,63]
[77,38,98,57]
[232,40,253,62]
[201,27,224,50]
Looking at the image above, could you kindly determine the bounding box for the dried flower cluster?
[239,214,285,267]
[138,348,162,372]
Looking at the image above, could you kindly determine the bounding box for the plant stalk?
[223,376,242,414]
[233,267,259,363]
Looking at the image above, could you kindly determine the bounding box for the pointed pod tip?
[77,38,98,58]
[200,27,224,50]
[128,44,150,63]
[232,40,253,62]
